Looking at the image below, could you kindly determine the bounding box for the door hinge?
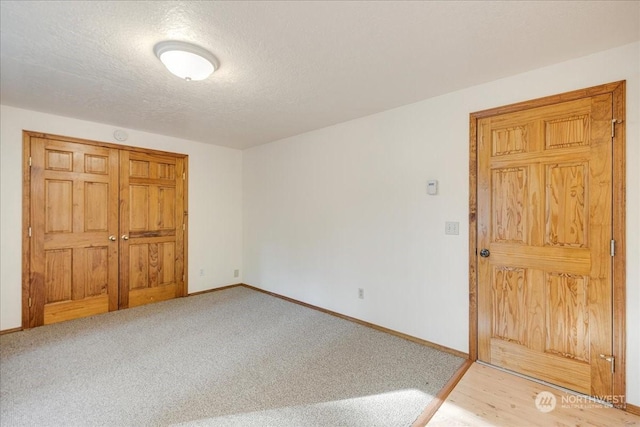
[29,156,32,167]
[611,119,623,138]
[183,223,186,230]
[28,226,32,237]
[610,239,616,256]
[183,172,186,180]
[182,274,185,282]
[28,297,32,308]
[599,354,615,373]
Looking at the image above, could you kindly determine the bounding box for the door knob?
[121,235,129,240]
[108,235,117,241]
[480,248,490,257]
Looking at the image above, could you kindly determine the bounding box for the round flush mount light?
[153,40,218,81]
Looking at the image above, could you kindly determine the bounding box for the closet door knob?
[108,235,117,241]
[121,235,129,241]
[480,248,490,258]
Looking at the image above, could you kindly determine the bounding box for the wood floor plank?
[413,359,473,426]
[428,363,640,426]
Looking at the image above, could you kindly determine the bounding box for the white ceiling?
[1,1,639,150]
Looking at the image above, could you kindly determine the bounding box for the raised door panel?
[129,185,149,231]
[545,273,589,362]
[85,182,109,232]
[492,168,527,244]
[158,187,176,230]
[44,249,72,303]
[545,163,588,247]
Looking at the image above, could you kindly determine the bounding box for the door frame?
[22,131,189,328]
[468,81,626,406]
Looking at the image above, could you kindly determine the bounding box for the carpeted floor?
[0,286,464,426]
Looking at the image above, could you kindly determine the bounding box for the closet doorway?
[22,132,188,327]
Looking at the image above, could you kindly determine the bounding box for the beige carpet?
[1,286,464,426]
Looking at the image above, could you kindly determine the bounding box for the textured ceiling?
[1,1,639,149]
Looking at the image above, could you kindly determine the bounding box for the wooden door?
[26,132,188,327]
[477,94,614,397]
[119,151,186,308]
[29,137,119,325]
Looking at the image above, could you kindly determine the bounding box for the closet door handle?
[121,235,129,241]
[108,235,117,241]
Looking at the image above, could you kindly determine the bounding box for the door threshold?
[476,361,614,408]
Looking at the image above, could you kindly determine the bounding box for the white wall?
[243,42,640,405]
[0,105,243,330]
[1,42,637,407]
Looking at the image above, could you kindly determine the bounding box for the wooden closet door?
[119,151,185,308]
[30,137,119,326]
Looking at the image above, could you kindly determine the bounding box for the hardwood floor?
[428,363,640,426]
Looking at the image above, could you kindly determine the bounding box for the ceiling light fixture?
[153,40,218,81]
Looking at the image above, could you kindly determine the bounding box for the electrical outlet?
[358,288,364,299]
[199,269,205,276]
[234,269,240,278]
[445,221,459,235]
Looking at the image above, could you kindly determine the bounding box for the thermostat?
[427,180,438,195]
